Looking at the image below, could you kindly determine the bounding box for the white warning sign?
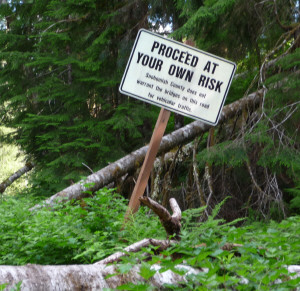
[119,29,236,125]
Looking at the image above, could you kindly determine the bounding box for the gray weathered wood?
[0,261,199,290]
[0,162,34,194]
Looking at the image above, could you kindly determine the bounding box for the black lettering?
[155,59,163,71]
[178,51,186,63]
[142,55,149,66]
[148,57,157,69]
[205,76,210,88]
[178,103,191,112]
[191,56,198,67]
[176,67,186,79]
[158,44,166,56]
[208,78,216,90]
[137,52,143,64]
[184,53,192,65]
[172,49,179,61]
[168,64,176,76]
[185,70,194,82]
[190,98,197,105]
[212,63,219,74]
[203,61,211,73]
[198,75,206,86]
[165,47,173,58]
[187,88,196,95]
[215,81,223,92]
[151,41,159,52]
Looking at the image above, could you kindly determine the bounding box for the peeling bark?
[0,162,34,194]
[30,91,263,211]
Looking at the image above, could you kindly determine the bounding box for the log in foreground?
[30,90,263,211]
[0,261,200,291]
[1,253,299,290]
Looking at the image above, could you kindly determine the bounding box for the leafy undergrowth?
[0,189,299,290]
[0,188,164,265]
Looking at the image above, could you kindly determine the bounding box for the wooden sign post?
[119,29,236,218]
[125,108,170,217]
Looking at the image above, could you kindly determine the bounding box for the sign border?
[119,29,236,126]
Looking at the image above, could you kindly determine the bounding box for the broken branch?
[139,197,182,240]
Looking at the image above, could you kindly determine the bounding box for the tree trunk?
[0,162,34,194]
[30,90,263,211]
[0,261,199,291]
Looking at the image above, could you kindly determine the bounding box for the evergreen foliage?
[155,0,300,218]
[0,0,299,219]
[0,126,30,196]
[0,0,155,195]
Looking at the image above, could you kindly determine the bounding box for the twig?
[95,238,176,265]
[192,136,206,209]
[82,163,94,174]
[41,13,90,35]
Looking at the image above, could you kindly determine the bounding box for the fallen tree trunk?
[30,90,263,210]
[0,162,34,194]
[1,250,299,290]
[0,261,201,290]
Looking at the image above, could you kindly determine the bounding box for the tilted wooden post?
[125,108,170,219]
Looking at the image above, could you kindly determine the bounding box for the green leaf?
[139,263,156,280]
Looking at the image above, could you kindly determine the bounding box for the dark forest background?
[0,0,299,220]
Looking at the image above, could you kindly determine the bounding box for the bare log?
[0,261,200,290]
[30,90,263,211]
[0,245,298,290]
[0,162,34,194]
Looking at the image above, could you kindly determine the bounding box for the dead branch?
[95,238,176,265]
[139,197,182,240]
[192,136,206,210]
[0,162,34,194]
[204,128,215,214]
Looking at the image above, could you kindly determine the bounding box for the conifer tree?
[0,0,155,194]
[169,0,300,217]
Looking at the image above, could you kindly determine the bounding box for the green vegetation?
[0,0,299,288]
[0,190,299,289]
[0,0,157,195]
[0,188,129,265]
